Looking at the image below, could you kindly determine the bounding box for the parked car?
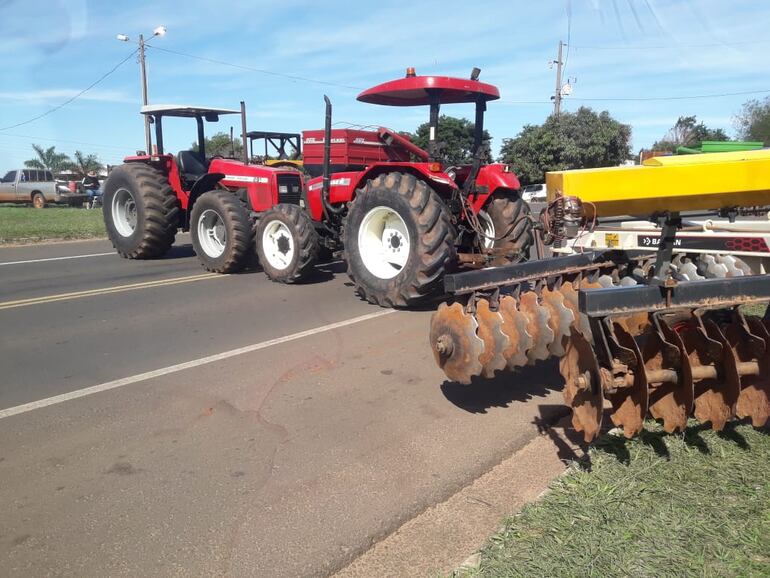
[0,169,89,207]
[521,183,547,203]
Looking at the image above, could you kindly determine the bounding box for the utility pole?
[552,40,564,117]
[117,26,166,154]
[138,34,152,153]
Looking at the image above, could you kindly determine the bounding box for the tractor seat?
[177,150,208,182]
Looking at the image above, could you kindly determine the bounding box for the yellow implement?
[546,149,770,217]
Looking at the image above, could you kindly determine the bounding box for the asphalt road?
[0,236,565,577]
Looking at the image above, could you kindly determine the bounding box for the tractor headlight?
[279,185,288,194]
[446,168,457,181]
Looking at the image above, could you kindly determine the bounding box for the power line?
[572,88,770,102]
[0,48,140,131]
[571,38,770,50]
[503,87,770,105]
[147,44,363,91]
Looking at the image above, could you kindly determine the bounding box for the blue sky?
[1,0,769,170]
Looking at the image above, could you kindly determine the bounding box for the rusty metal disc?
[518,291,553,363]
[644,319,693,433]
[729,317,770,428]
[498,295,532,369]
[541,286,574,357]
[606,323,649,438]
[560,330,604,443]
[680,321,736,431]
[429,302,484,384]
[475,299,510,378]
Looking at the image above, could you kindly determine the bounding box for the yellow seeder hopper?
[429,150,770,441]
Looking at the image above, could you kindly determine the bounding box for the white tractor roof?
[140,104,240,117]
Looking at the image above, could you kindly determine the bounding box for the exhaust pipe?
[240,101,249,165]
[322,95,332,206]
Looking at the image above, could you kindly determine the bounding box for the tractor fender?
[304,164,457,222]
[185,173,226,226]
[470,164,522,213]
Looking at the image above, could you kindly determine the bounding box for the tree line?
[27,94,770,186]
[24,145,104,178]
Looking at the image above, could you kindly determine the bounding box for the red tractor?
[255,68,533,306]
[102,104,303,273]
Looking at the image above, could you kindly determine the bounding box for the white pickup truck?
[0,168,88,208]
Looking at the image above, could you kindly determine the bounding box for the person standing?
[82,170,101,209]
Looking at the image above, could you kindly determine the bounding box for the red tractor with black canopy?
[255,68,532,306]
[102,104,304,273]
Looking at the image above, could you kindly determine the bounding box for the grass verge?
[0,206,105,244]
[461,421,770,578]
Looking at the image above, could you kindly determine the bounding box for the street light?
[116,26,167,153]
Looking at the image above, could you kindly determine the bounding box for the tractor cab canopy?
[357,69,500,161]
[245,131,302,162]
[141,104,243,182]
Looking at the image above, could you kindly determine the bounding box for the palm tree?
[70,150,104,178]
[24,144,72,174]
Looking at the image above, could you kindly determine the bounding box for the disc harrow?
[430,249,770,442]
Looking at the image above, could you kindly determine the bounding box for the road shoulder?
[335,416,582,578]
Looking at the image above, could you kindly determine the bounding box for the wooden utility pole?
[553,40,564,117]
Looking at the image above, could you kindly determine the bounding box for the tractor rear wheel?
[256,203,319,283]
[479,194,533,265]
[343,172,455,308]
[190,190,254,273]
[103,163,180,259]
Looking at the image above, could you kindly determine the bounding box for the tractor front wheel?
[478,194,533,265]
[256,203,319,283]
[343,172,455,308]
[190,190,254,273]
[102,163,180,259]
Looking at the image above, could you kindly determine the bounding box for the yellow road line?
[0,273,223,311]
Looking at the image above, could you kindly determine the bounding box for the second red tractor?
[256,68,533,306]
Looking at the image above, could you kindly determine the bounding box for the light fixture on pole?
[116,26,167,153]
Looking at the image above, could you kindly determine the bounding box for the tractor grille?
[277,174,302,205]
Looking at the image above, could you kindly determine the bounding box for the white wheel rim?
[112,188,137,237]
[358,206,410,280]
[197,209,227,258]
[478,210,495,250]
[262,220,295,270]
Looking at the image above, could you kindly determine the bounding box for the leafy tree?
[24,144,72,174]
[651,115,729,152]
[70,150,104,177]
[192,132,243,159]
[498,107,631,185]
[411,115,492,165]
[734,96,770,145]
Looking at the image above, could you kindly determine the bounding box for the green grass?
[0,206,105,244]
[459,421,770,578]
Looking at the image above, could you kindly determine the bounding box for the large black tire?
[481,194,533,265]
[190,190,254,273]
[102,164,179,259]
[343,172,456,308]
[255,203,319,283]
